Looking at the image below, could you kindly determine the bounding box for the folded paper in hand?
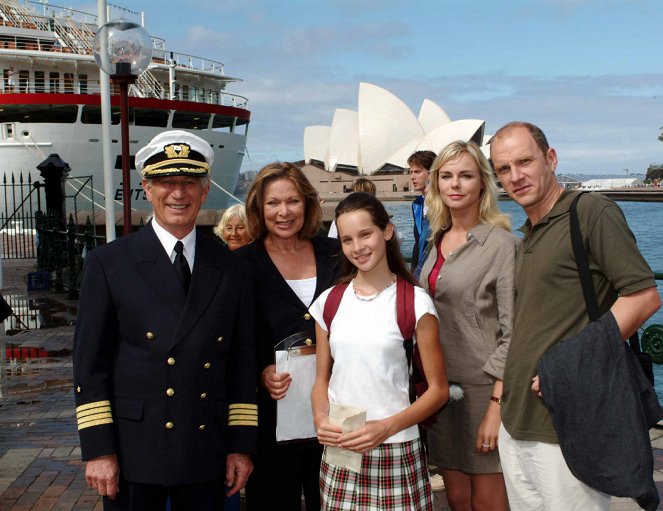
[275,332,317,443]
[323,403,366,473]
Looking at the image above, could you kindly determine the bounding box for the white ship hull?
[0,0,251,226]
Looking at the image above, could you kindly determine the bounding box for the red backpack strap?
[396,276,416,340]
[322,282,349,332]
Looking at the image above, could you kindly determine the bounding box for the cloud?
[238,72,663,175]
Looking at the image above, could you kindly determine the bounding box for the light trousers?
[498,424,611,511]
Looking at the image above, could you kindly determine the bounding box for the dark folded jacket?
[538,311,663,511]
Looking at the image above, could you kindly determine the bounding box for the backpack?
[322,275,440,427]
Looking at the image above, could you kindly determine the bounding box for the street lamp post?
[93,20,152,236]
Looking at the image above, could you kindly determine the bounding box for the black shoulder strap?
[569,192,600,322]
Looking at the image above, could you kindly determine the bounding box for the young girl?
[310,192,449,510]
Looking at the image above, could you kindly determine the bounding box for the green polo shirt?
[501,190,656,442]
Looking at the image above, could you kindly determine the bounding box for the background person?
[327,177,377,238]
[238,162,339,511]
[408,151,436,277]
[73,131,257,510]
[214,203,252,250]
[490,122,661,510]
[311,192,448,511]
[419,140,518,511]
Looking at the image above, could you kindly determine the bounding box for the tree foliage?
[646,164,663,182]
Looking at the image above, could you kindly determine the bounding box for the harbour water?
[385,199,663,400]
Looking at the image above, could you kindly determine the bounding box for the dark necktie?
[173,240,191,293]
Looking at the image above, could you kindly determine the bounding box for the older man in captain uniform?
[73,131,257,510]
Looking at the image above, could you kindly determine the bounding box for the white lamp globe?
[93,20,152,76]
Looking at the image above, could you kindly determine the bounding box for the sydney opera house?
[302,82,487,200]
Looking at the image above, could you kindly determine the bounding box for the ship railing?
[0,76,249,109]
[132,69,166,99]
[26,1,98,26]
[152,49,226,76]
[56,14,94,54]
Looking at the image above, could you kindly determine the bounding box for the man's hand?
[86,453,120,499]
[225,453,253,497]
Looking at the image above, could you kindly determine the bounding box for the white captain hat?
[135,130,214,178]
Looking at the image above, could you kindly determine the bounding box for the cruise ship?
[0,0,249,225]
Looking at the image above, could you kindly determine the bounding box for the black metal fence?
[0,170,106,296]
[36,213,105,298]
[0,172,41,259]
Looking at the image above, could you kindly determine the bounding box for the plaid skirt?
[320,438,433,511]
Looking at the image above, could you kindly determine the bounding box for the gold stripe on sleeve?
[76,401,113,430]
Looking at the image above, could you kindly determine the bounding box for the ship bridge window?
[172,111,210,130]
[134,108,169,127]
[18,70,29,93]
[78,74,88,94]
[81,105,121,125]
[234,117,249,136]
[49,72,59,93]
[211,114,234,133]
[0,104,77,123]
[34,71,45,93]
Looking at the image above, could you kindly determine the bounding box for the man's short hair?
[491,122,550,156]
[407,150,437,171]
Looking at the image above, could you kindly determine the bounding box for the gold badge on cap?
[164,144,191,159]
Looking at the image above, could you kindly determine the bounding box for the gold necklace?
[352,274,397,302]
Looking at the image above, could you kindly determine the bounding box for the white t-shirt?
[310,282,437,443]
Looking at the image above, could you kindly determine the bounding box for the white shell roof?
[303,126,331,164]
[328,109,359,171]
[304,82,486,175]
[418,99,451,134]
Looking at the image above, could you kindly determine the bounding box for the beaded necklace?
[352,273,397,302]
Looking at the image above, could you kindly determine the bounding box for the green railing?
[641,271,663,363]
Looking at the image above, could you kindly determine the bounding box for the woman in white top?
[238,162,340,511]
[311,192,449,511]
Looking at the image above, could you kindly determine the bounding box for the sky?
[76,0,663,175]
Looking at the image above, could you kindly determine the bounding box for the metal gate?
[0,173,42,259]
[0,172,97,259]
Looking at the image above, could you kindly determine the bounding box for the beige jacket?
[419,223,520,384]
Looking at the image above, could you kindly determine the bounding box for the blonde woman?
[419,140,520,511]
[214,204,252,250]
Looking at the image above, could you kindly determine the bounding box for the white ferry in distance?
[0,0,249,225]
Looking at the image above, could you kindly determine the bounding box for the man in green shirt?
[489,122,660,510]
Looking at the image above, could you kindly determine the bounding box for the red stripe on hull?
[0,93,251,120]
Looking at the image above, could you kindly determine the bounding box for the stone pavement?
[0,259,662,510]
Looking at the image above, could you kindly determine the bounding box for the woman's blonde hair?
[213,204,249,243]
[245,162,321,240]
[426,140,510,236]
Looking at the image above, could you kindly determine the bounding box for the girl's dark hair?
[334,192,417,286]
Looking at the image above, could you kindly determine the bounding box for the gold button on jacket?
[165,422,174,430]
[167,357,175,366]
[166,388,174,397]
[146,332,154,340]
[203,362,211,369]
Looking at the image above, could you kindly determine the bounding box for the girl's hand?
[260,364,291,400]
[315,417,343,446]
[338,420,392,453]
[475,400,501,455]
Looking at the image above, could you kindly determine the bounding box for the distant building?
[557,174,582,189]
[301,164,413,202]
[580,178,644,190]
[304,82,485,175]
